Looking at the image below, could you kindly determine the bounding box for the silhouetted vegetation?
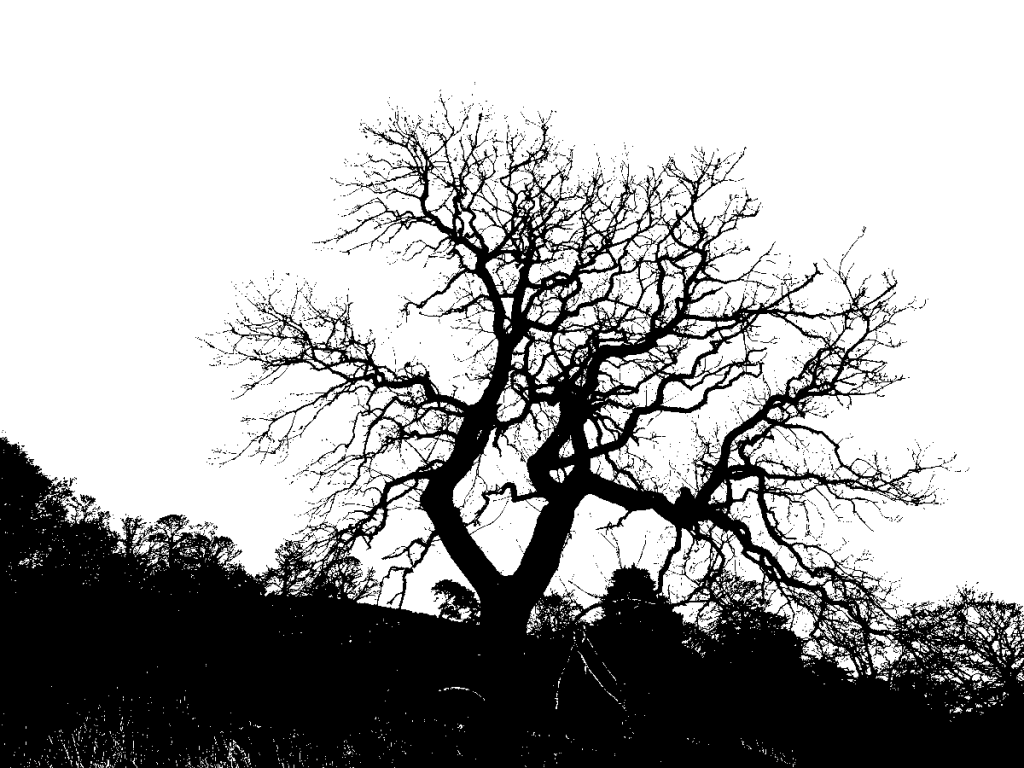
[260,536,381,601]
[431,578,481,624]
[199,95,962,767]
[4,96,1015,764]
[2,433,1020,764]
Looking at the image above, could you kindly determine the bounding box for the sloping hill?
[6,594,491,731]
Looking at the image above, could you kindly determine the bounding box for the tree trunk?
[475,596,534,767]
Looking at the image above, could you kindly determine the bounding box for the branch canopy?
[205,97,952,627]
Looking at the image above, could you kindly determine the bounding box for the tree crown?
[205,97,952,633]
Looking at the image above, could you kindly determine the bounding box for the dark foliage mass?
[1,433,1021,764]
[432,577,482,624]
[1,435,263,603]
[1,437,119,595]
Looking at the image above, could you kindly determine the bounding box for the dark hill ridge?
[18,595,989,766]
[5,595,557,739]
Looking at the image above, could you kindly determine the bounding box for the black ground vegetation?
[4,435,1020,765]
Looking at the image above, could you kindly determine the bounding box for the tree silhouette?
[147,514,195,572]
[1,436,125,597]
[596,566,680,633]
[34,481,121,594]
[143,513,262,599]
[260,538,314,597]
[432,578,481,624]
[528,590,582,641]
[889,585,1023,715]
[204,96,953,762]
[2,435,65,590]
[701,577,808,759]
[305,551,380,601]
[115,514,159,586]
[260,536,380,601]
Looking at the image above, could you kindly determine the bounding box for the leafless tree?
[306,550,381,602]
[259,538,313,597]
[888,585,1022,713]
[261,535,381,601]
[204,97,952,759]
[147,514,195,573]
[529,590,583,640]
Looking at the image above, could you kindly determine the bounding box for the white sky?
[2,2,1021,615]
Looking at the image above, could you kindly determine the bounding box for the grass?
[4,692,576,768]
[6,694,371,768]
[4,689,793,767]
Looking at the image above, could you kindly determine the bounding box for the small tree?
[117,514,159,586]
[261,535,380,601]
[597,566,679,632]
[146,514,195,574]
[889,585,1023,715]
[528,590,583,641]
[260,538,314,597]
[306,551,381,602]
[432,578,481,624]
[205,97,953,761]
